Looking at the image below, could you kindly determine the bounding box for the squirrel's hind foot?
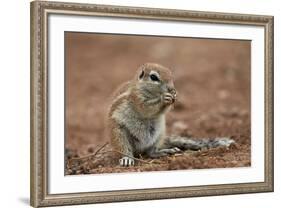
[147,147,182,158]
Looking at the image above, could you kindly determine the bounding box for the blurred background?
[65,32,251,173]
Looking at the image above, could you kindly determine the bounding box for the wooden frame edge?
[264,15,274,193]
[30,1,274,207]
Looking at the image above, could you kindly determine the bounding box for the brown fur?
[107,63,176,162]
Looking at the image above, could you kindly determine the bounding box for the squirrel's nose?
[167,86,177,96]
[167,85,175,92]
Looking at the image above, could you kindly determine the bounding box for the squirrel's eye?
[150,74,160,82]
[139,70,144,79]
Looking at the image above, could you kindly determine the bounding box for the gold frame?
[30,1,274,207]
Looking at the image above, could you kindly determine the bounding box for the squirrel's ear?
[139,70,145,80]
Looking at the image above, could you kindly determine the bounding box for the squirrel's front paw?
[119,156,135,166]
[163,92,176,105]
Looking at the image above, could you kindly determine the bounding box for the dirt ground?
[65,32,251,175]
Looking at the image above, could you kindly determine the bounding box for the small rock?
[172,121,192,136]
[88,146,94,153]
[172,121,188,132]
[217,90,230,100]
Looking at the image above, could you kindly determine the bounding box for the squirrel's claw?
[119,156,135,167]
[163,92,176,105]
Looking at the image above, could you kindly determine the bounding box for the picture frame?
[30,1,274,207]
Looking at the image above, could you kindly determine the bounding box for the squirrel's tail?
[165,135,235,151]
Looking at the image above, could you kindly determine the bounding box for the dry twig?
[67,141,162,168]
[67,142,109,168]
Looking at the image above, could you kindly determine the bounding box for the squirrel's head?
[134,63,176,95]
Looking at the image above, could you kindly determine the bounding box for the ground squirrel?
[108,63,234,166]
